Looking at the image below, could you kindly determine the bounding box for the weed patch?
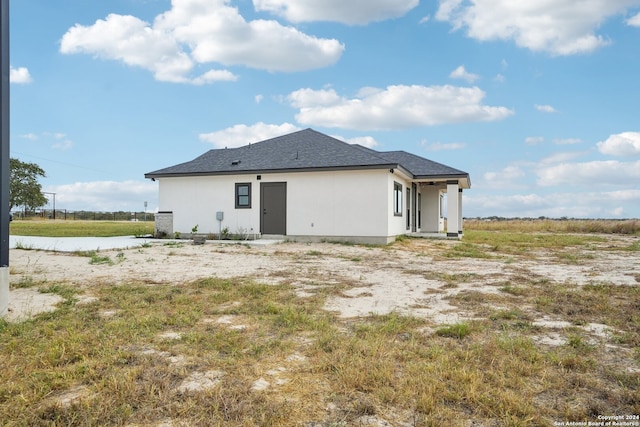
[435,322,471,339]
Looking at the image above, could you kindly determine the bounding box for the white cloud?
[253,0,418,24]
[45,180,158,212]
[199,122,300,148]
[423,141,466,151]
[419,15,431,24]
[483,165,525,183]
[288,85,514,131]
[535,104,558,113]
[10,66,32,84]
[553,138,582,145]
[525,136,544,145]
[333,135,379,148]
[597,131,640,156]
[539,151,586,165]
[19,133,39,141]
[449,65,480,83]
[52,140,74,151]
[435,0,640,55]
[255,94,264,104]
[60,1,344,83]
[536,160,640,186]
[627,12,640,25]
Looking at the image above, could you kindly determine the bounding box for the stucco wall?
[157,168,409,241]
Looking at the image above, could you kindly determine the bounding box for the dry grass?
[466,218,640,235]
[2,221,639,426]
[9,219,154,237]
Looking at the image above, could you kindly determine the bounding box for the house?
[145,129,470,244]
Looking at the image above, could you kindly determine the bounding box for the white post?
[446,181,459,237]
[458,188,463,235]
[0,0,10,317]
[0,268,7,317]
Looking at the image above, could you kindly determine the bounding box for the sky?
[8,0,640,218]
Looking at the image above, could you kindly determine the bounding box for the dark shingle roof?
[145,128,469,186]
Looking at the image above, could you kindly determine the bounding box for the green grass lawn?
[9,220,154,237]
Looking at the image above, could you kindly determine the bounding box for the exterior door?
[260,182,287,235]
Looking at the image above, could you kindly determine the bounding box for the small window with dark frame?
[393,182,402,216]
[235,183,251,208]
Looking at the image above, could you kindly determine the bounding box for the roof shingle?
[145,128,469,186]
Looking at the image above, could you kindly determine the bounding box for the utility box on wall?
[155,211,173,238]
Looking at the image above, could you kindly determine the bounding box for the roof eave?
[145,163,400,179]
[412,173,471,189]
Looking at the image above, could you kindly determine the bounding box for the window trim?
[235,183,252,209]
[393,181,402,216]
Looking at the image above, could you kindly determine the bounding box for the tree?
[9,158,48,212]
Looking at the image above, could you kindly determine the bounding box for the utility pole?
[0,0,10,316]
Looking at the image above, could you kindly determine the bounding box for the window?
[235,183,251,208]
[393,182,402,216]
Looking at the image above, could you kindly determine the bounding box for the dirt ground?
[7,235,639,325]
[5,235,640,425]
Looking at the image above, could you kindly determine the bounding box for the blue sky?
[9,0,640,218]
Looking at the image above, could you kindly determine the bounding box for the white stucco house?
[145,129,470,244]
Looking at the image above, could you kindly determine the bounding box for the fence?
[11,210,155,222]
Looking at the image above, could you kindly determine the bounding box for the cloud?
[19,133,39,141]
[17,131,74,150]
[435,0,639,55]
[483,165,525,183]
[627,12,640,25]
[525,136,544,145]
[423,141,466,151]
[10,66,33,84]
[52,140,74,151]
[536,160,640,186]
[535,104,558,113]
[255,94,264,104]
[449,65,480,83]
[253,0,418,24]
[44,180,158,212]
[332,135,379,148]
[553,138,582,145]
[288,85,514,130]
[539,151,586,165]
[60,1,344,83]
[199,122,300,148]
[597,131,640,156]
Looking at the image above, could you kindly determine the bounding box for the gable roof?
[145,128,470,187]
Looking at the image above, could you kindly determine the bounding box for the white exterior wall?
[284,169,389,238]
[157,169,403,242]
[387,173,413,237]
[158,175,260,236]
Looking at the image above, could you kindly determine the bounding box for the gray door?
[260,182,286,235]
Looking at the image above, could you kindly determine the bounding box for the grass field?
[9,219,155,237]
[2,219,639,426]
